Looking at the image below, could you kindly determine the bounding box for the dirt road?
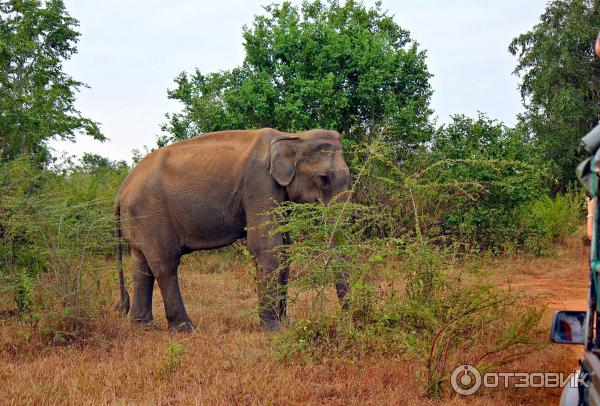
[493,233,589,311]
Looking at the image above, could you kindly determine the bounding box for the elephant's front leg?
[277,232,291,321]
[277,266,290,321]
[247,226,285,331]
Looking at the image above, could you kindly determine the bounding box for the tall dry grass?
[0,246,579,404]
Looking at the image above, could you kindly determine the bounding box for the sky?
[50,0,547,163]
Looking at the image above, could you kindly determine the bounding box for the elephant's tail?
[114,200,130,315]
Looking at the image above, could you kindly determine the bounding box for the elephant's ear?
[269,136,300,186]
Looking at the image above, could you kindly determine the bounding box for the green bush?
[426,113,549,252]
[275,233,544,398]
[271,145,546,397]
[518,192,584,255]
[344,130,556,254]
[0,155,128,344]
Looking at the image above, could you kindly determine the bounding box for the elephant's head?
[269,130,351,204]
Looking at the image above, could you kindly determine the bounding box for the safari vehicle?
[550,30,600,406]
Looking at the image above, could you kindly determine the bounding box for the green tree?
[509,0,600,190]
[161,0,432,154]
[0,0,103,163]
[78,153,127,174]
[427,113,547,250]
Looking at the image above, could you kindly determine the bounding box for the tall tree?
[0,0,103,163]
[509,0,600,190]
[161,0,432,155]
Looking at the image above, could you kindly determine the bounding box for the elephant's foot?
[131,311,154,325]
[168,318,195,333]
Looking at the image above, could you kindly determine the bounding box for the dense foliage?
[0,0,103,164]
[509,0,600,190]
[427,114,549,251]
[160,0,432,156]
[0,157,127,342]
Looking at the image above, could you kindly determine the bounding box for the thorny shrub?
[271,141,548,397]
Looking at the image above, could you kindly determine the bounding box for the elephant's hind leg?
[129,249,155,324]
[152,258,194,332]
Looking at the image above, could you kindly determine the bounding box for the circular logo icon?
[450,364,482,395]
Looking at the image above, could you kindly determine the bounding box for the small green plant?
[160,340,186,375]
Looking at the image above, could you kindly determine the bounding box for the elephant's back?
[118,129,271,200]
[115,129,276,242]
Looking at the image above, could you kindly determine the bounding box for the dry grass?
[0,241,585,405]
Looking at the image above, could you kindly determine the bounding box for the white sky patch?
[50,1,545,162]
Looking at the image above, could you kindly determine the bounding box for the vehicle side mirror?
[550,310,586,345]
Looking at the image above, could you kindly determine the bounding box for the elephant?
[114,128,352,332]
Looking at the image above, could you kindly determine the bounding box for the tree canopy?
[0,0,103,164]
[509,0,600,190]
[161,0,432,154]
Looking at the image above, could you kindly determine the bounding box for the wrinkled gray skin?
[114,128,352,332]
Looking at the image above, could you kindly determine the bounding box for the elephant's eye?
[318,175,330,188]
